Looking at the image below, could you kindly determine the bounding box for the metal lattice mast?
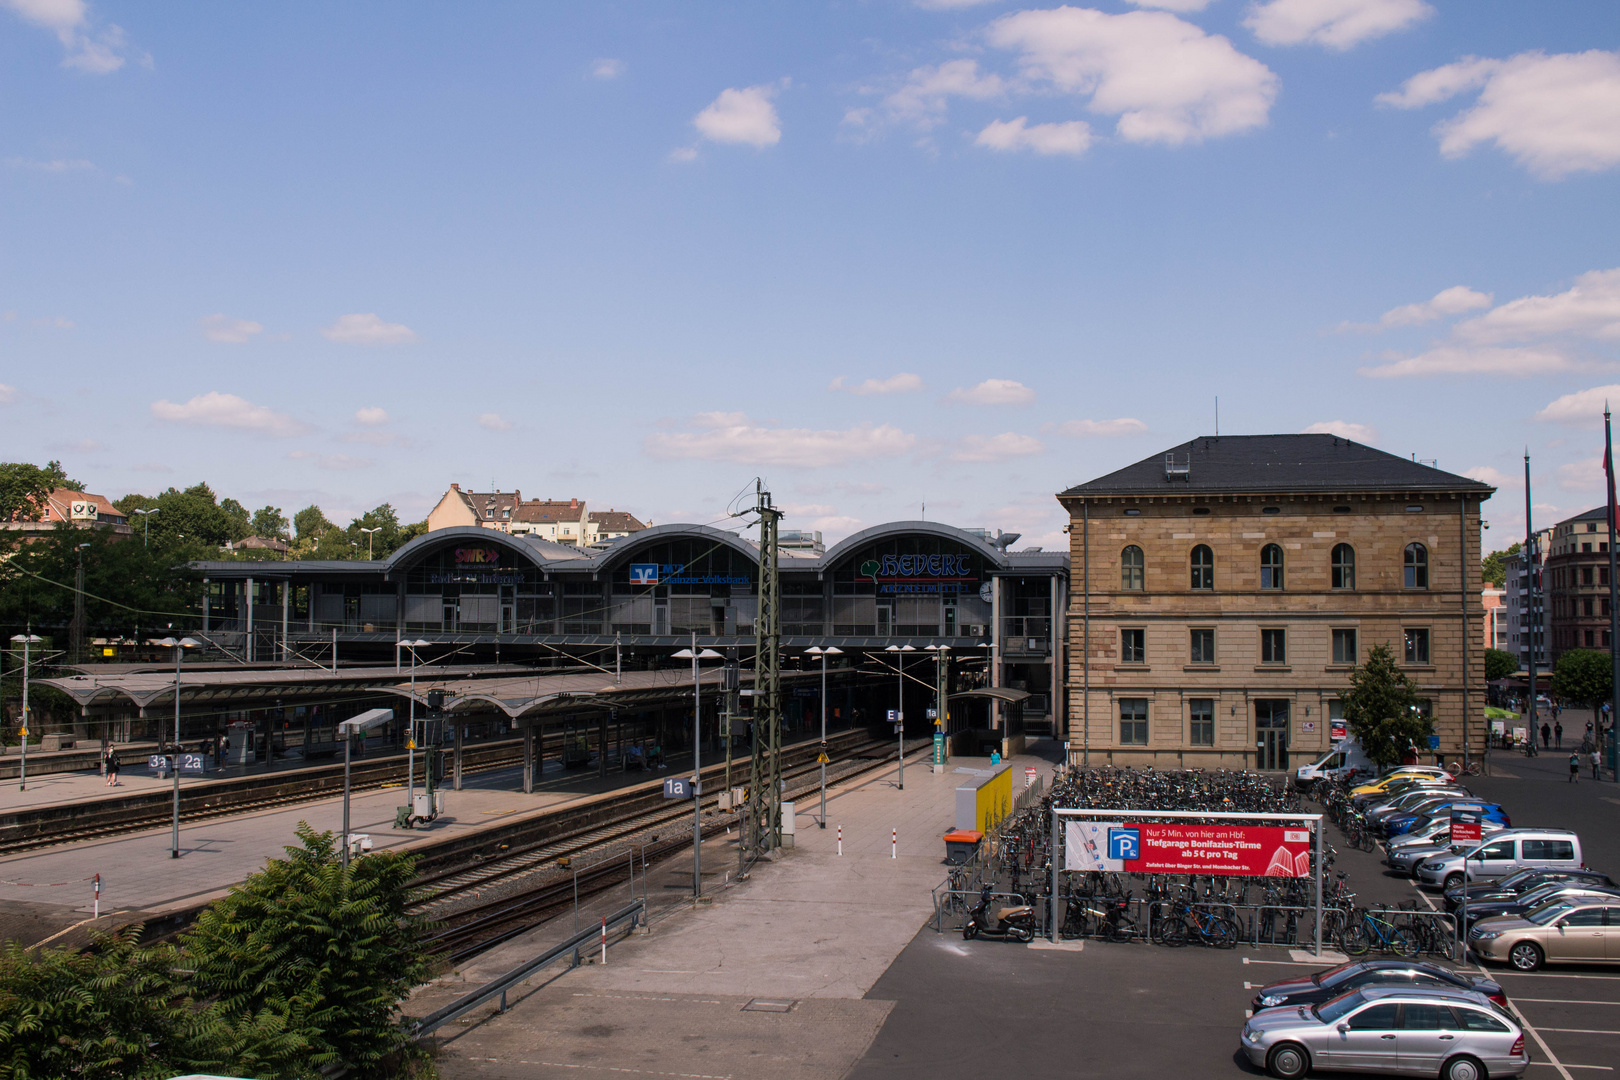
[746,484,783,854]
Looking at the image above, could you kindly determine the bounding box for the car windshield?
[1498,870,1537,889]
[1314,990,1366,1024]
[1518,884,1571,906]
[1313,962,1363,987]
[1527,901,1577,925]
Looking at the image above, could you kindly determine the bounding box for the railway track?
[419,737,921,960]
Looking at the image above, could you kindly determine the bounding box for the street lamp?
[925,644,950,772]
[398,639,431,823]
[805,646,843,827]
[10,632,42,791]
[672,638,723,899]
[337,707,393,869]
[359,527,380,559]
[151,636,200,858]
[885,644,916,790]
[133,507,159,546]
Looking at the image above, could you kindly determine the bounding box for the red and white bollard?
[601,916,608,965]
[837,825,842,856]
[892,828,897,859]
[92,873,100,920]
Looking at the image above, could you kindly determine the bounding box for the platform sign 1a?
[1449,804,1485,843]
[664,776,693,799]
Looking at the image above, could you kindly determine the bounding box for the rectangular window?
[1584,598,1594,617]
[1404,628,1430,664]
[1121,628,1145,664]
[1520,839,1575,862]
[1190,628,1214,664]
[1585,629,1595,647]
[1332,628,1357,665]
[1583,567,1594,585]
[1119,698,1148,745]
[1260,628,1286,664]
[1189,698,1214,746]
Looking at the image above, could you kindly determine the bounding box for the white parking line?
[1499,973,1620,981]
[1533,1028,1620,1035]
[1529,1065,1614,1072]
[1240,957,1323,966]
[1516,998,1620,1005]
[1477,958,1576,1080]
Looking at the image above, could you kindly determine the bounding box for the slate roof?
[589,509,646,533]
[1554,505,1608,528]
[1059,434,1495,498]
[514,499,587,524]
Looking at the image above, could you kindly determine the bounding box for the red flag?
[1607,416,1619,533]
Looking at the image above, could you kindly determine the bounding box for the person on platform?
[1569,751,1581,783]
[1554,720,1563,748]
[1593,748,1603,782]
[1541,722,1552,749]
[105,747,120,787]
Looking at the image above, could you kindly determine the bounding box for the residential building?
[586,509,647,543]
[1,488,131,538]
[1505,536,1550,672]
[426,485,522,532]
[1057,434,1493,770]
[512,499,589,544]
[1482,587,1507,653]
[1545,506,1616,661]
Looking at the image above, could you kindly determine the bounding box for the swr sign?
[454,548,499,564]
[1066,821,1313,877]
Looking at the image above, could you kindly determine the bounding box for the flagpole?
[1606,406,1618,779]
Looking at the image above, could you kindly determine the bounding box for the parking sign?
[1108,827,1141,860]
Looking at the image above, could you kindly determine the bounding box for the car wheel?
[1442,1054,1485,1080]
[1266,1042,1310,1080]
[1509,941,1543,971]
[1444,872,1465,891]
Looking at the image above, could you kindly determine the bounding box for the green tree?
[0,462,64,521]
[182,823,435,1079]
[1481,542,1520,588]
[112,484,246,547]
[251,505,289,538]
[1340,642,1429,767]
[1484,648,1518,681]
[1552,648,1613,736]
[219,498,252,541]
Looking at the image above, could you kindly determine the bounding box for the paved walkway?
[418,744,1062,1080]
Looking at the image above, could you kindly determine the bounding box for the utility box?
[780,800,795,848]
[943,829,983,866]
[224,723,255,766]
[955,764,1012,834]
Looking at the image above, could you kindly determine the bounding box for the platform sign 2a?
[1449,804,1485,843]
[1065,820,1313,877]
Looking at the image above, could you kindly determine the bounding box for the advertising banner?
[1449,805,1485,843]
[1065,820,1313,877]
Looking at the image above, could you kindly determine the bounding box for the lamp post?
[398,639,431,821]
[925,644,950,772]
[10,632,42,791]
[133,507,159,546]
[673,637,722,899]
[885,644,916,790]
[805,646,843,827]
[337,707,393,870]
[359,527,380,559]
[152,636,200,858]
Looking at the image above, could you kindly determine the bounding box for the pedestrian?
[1541,722,1551,749]
[106,748,120,786]
[1593,748,1603,781]
[102,744,114,786]
[1569,751,1580,783]
[1554,720,1563,748]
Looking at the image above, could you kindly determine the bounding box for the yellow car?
[1349,766,1455,797]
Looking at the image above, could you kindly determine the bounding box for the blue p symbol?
[1108,828,1140,861]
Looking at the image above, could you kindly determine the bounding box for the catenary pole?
[1608,407,1619,775]
[1526,452,1539,749]
[1461,496,1472,774]
[1082,499,1090,768]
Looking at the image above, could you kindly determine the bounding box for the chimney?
[570,498,579,509]
[450,483,460,491]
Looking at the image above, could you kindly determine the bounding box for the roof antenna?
[1214,395,1219,437]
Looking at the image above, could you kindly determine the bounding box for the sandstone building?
[1057,434,1493,770]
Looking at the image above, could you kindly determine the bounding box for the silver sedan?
[1240,985,1528,1079]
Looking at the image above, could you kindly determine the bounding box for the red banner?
[1120,823,1314,877]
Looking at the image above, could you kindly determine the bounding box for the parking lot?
[850,751,1619,1079]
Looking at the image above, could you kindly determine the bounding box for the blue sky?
[3,0,1618,549]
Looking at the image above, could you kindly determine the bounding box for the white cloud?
[645,415,916,467]
[49,437,102,453]
[868,59,1005,131]
[150,391,308,437]
[354,406,389,426]
[667,146,700,163]
[198,314,263,343]
[1244,0,1432,51]
[987,7,1278,145]
[591,58,624,79]
[1,0,142,74]
[1377,285,1493,327]
[322,312,417,345]
[1302,420,1379,442]
[946,378,1035,405]
[342,430,409,447]
[829,373,923,395]
[34,316,73,329]
[1358,345,1579,379]
[0,383,17,403]
[1049,417,1148,437]
[915,0,1004,8]
[476,412,513,432]
[951,432,1044,462]
[1534,385,1620,428]
[1463,466,1521,489]
[782,502,839,517]
[289,451,374,471]
[4,156,93,172]
[1558,457,1604,492]
[693,83,784,148]
[975,116,1092,156]
[1379,50,1620,180]
[1126,0,1212,10]
[1456,269,1620,345]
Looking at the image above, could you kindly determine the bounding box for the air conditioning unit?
[1027,638,1048,654]
[69,500,97,521]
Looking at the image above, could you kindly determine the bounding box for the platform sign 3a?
[1065,821,1313,877]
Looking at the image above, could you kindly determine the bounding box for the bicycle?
[1160,901,1239,949]
[1447,760,1482,777]
[1339,907,1419,957]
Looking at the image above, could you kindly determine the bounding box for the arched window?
[1121,545,1144,591]
[1331,544,1356,590]
[1404,542,1428,589]
[1260,544,1284,590]
[1190,545,1214,591]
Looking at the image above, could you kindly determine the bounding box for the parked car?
[1250,959,1508,1012]
[1446,867,1617,912]
[1296,739,1380,786]
[1470,898,1620,970]
[1352,775,1458,810]
[1240,986,1528,1079]
[1386,802,1509,839]
[1364,789,1474,827]
[1417,830,1585,892]
[1458,883,1620,931]
[1385,823,1508,877]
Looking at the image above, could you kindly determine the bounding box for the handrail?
[411,897,644,1037]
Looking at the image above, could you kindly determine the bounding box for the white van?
[1295,739,1377,786]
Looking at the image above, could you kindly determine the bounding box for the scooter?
[963,884,1037,942]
